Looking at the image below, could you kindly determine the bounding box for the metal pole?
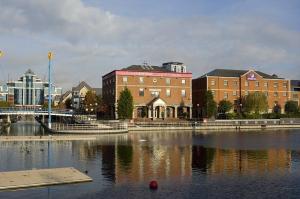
[48,52,52,129]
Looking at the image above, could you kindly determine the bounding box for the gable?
[241,70,262,80]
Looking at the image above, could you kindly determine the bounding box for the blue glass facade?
[0,84,8,101]
[5,69,62,107]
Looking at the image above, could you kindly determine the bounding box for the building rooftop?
[121,65,171,73]
[162,62,184,65]
[201,69,283,79]
[72,81,92,92]
[25,69,35,75]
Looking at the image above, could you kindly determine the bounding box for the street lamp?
[48,52,53,129]
[197,104,200,119]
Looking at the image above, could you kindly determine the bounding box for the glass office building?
[6,69,62,107]
[0,84,8,101]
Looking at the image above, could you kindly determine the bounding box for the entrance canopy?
[148,97,166,107]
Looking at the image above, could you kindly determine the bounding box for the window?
[181,79,186,85]
[255,81,259,87]
[151,91,159,97]
[245,81,249,87]
[264,91,268,97]
[274,82,278,88]
[211,90,215,96]
[224,80,228,86]
[122,76,128,83]
[181,89,186,97]
[233,81,238,87]
[245,91,249,96]
[224,92,228,99]
[283,92,287,97]
[166,78,171,85]
[283,82,287,88]
[139,77,144,84]
[274,92,278,97]
[139,88,144,96]
[153,78,157,83]
[233,90,237,96]
[211,80,215,86]
[166,89,171,97]
[264,82,268,88]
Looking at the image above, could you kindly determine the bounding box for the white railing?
[131,119,300,128]
[51,121,128,132]
[0,108,73,116]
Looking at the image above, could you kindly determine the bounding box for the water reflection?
[1,121,45,136]
[55,132,293,185]
[0,126,299,198]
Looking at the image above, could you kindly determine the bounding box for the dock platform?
[0,167,92,191]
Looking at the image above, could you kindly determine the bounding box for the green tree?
[285,100,299,114]
[117,87,134,119]
[0,101,11,108]
[83,91,100,113]
[84,91,97,107]
[203,90,217,118]
[242,92,268,114]
[218,100,233,114]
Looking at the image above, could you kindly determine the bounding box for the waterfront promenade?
[0,135,97,142]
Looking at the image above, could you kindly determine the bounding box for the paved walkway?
[0,167,92,191]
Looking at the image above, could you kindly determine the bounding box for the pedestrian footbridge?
[0,108,73,117]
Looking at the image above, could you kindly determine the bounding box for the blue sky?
[0,0,299,90]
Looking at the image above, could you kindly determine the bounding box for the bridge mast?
[48,52,53,129]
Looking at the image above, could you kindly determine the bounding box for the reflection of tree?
[102,145,116,183]
[192,146,215,173]
[246,150,268,160]
[117,145,133,171]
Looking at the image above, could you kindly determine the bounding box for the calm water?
[1,122,300,198]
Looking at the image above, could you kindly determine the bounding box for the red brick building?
[192,69,290,115]
[102,63,192,120]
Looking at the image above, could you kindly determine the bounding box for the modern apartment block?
[290,80,300,106]
[70,81,102,110]
[5,69,62,107]
[192,69,290,114]
[102,62,192,120]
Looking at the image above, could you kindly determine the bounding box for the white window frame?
[181,89,186,97]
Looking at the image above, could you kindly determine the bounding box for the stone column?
[132,107,135,119]
[174,106,178,119]
[152,106,156,120]
[7,115,11,123]
[158,106,161,118]
[114,104,118,119]
[148,107,152,119]
[189,106,192,119]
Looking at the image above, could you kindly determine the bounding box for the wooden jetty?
[0,167,92,191]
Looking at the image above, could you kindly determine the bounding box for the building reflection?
[67,132,293,184]
[192,148,292,175]
[115,144,192,184]
[0,131,294,185]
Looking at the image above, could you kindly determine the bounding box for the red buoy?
[149,180,158,190]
